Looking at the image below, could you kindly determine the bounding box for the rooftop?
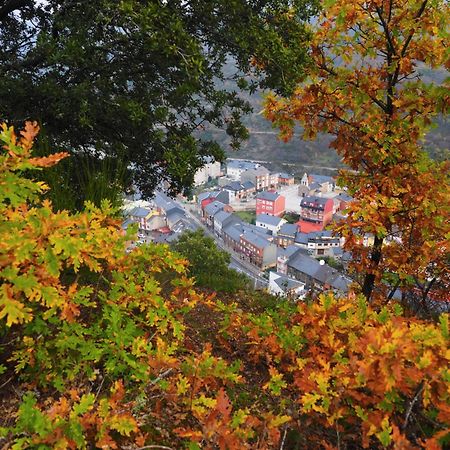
[256,213,283,227]
[257,191,281,202]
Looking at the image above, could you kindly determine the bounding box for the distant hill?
[201,62,448,177]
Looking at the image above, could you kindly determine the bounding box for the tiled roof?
[242,180,255,190]
[279,172,293,179]
[256,191,280,202]
[256,213,283,227]
[204,200,225,216]
[310,174,335,184]
[241,231,272,249]
[227,160,259,170]
[274,274,304,291]
[223,223,244,242]
[214,210,232,225]
[300,196,330,208]
[278,223,298,237]
[129,207,152,218]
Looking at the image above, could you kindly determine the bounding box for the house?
[300,173,336,193]
[213,211,241,236]
[226,159,260,180]
[297,196,334,232]
[278,172,295,186]
[275,223,298,248]
[256,191,285,216]
[203,200,232,227]
[221,181,246,201]
[269,172,279,189]
[194,157,221,186]
[295,230,341,257]
[166,206,186,229]
[241,180,256,197]
[336,192,353,213]
[241,166,270,191]
[240,231,277,268]
[268,272,306,299]
[223,222,244,252]
[285,251,351,293]
[255,214,286,235]
[127,207,165,232]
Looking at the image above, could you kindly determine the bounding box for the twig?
[279,426,288,450]
[403,381,424,431]
[0,376,13,390]
[149,368,173,386]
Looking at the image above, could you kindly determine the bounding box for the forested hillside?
[0,0,449,448]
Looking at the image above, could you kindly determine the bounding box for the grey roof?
[256,191,281,202]
[310,174,335,184]
[288,252,321,277]
[227,160,259,170]
[288,252,350,292]
[242,180,255,190]
[214,191,230,204]
[337,192,353,202]
[279,172,293,179]
[223,181,244,192]
[300,196,330,209]
[274,274,304,291]
[121,218,134,230]
[253,166,270,175]
[256,214,283,227]
[295,232,309,245]
[242,223,270,236]
[166,206,185,218]
[214,210,232,225]
[204,200,225,216]
[197,191,215,203]
[129,207,152,218]
[241,231,272,249]
[223,223,244,242]
[279,223,298,237]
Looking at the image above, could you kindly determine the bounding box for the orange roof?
[296,220,323,233]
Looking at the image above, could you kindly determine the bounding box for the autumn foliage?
[264,0,450,305]
[0,122,448,448]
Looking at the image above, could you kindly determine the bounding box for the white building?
[226,159,260,180]
[255,214,286,235]
[268,271,306,299]
[194,159,221,186]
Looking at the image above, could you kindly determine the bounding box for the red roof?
[296,220,324,233]
[158,226,171,234]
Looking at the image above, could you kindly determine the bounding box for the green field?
[234,210,256,225]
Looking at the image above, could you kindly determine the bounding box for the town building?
[194,157,221,186]
[295,230,341,257]
[241,166,270,191]
[279,249,350,294]
[268,272,306,299]
[226,159,260,180]
[298,173,336,197]
[256,191,285,216]
[255,214,286,235]
[297,196,334,232]
[240,231,277,268]
[275,223,298,248]
[278,172,295,186]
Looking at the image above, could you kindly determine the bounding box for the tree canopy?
[172,229,250,292]
[265,0,450,305]
[0,122,448,448]
[0,0,318,199]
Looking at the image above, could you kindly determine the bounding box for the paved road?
[182,203,268,289]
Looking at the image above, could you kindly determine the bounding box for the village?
[121,158,364,300]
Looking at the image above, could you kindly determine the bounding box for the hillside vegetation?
[0,123,448,449]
